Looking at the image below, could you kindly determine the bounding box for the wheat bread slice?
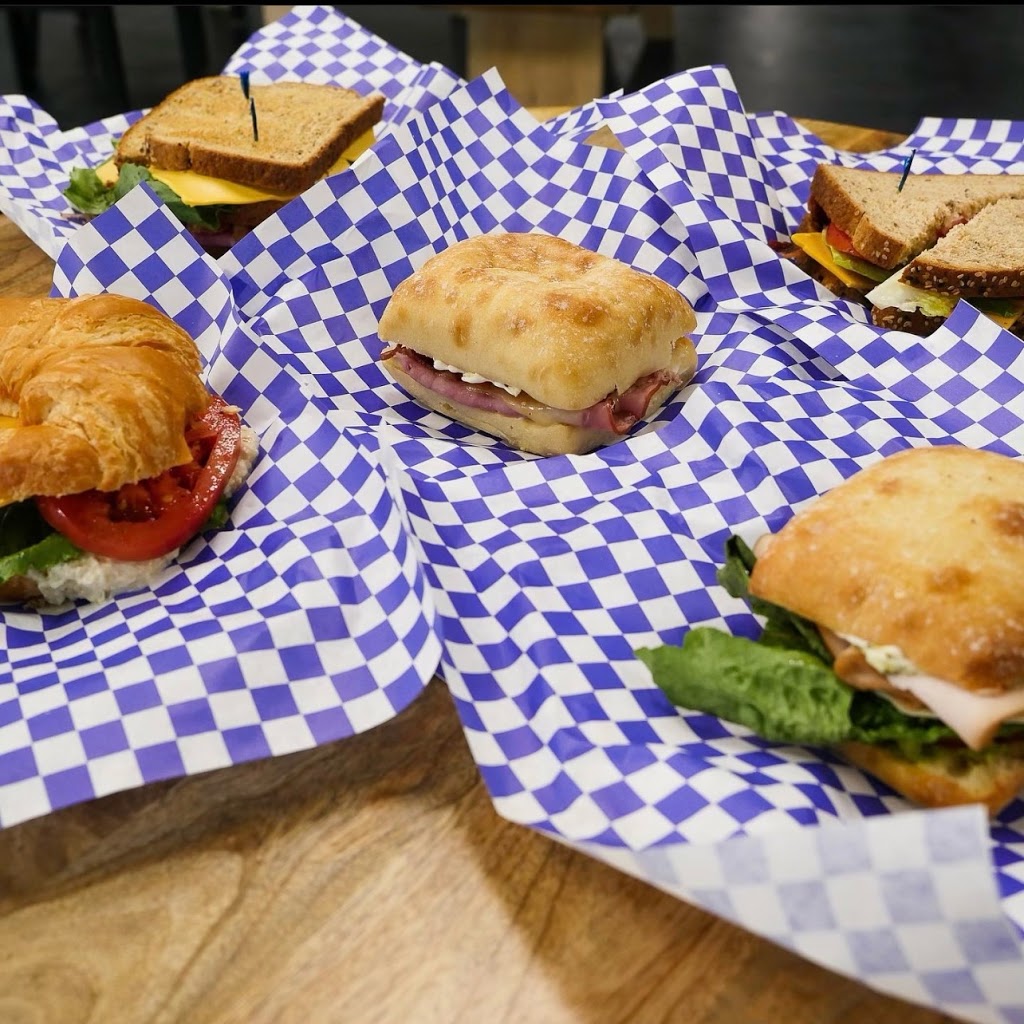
[810,163,1024,270]
[116,76,385,195]
[897,196,1024,296]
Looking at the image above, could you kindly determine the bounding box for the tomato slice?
[36,395,242,562]
[825,222,860,257]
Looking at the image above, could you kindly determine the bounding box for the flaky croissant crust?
[0,294,210,504]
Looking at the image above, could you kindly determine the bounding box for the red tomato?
[825,222,859,256]
[36,396,243,561]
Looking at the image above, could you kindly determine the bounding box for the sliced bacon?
[382,345,681,434]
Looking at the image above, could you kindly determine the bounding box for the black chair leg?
[175,6,209,79]
[6,8,41,97]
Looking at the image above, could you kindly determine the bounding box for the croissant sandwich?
[377,232,698,457]
[0,294,259,606]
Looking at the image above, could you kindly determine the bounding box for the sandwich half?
[637,445,1024,816]
[0,294,259,606]
[64,76,385,255]
[377,232,699,456]
[783,163,1024,335]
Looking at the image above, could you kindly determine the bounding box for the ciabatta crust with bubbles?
[750,445,1024,696]
[377,232,698,412]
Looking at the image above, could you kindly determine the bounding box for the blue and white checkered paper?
[568,64,1024,344]
[0,4,462,260]
[5,30,1024,1015]
[0,184,442,829]
[189,66,1024,1019]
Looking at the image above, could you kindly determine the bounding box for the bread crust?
[0,295,210,505]
[869,304,946,334]
[809,164,1024,270]
[383,359,685,456]
[377,232,697,411]
[838,740,1024,816]
[898,197,1024,297]
[116,76,385,195]
[750,445,1024,695]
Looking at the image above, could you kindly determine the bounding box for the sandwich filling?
[1,396,259,605]
[637,536,1024,767]
[63,129,375,252]
[381,345,685,435]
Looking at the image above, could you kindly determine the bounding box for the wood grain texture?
[0,118,961,1024]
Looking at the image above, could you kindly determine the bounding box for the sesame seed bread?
[115,76,385,195]
[809,164,1024,270]
[898,197,1024,296]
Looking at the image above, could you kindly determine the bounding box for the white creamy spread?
[431,358,521,397]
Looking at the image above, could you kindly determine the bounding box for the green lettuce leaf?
[0,501,82,583]
[717,535,832,661]
[829,247,891,282]
[63,164,227,230]
[636,534,1024,760]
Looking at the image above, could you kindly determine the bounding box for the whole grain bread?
[810,163,1024,269]
[116,76,385,195]
[898,197,1024,295]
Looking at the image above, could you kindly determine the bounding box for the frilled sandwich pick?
[0,294,259,606]
[637,444,1024,816]
[376,232,698,457]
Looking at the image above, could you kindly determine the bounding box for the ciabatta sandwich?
[783,163,1024,336]
[0,294,259,606]
[637,445,1024,816]
[64,76,385,255]
[377,232,699,457]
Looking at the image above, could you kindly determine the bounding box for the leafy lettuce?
[635,536,1020,760]
[63,163,226,231]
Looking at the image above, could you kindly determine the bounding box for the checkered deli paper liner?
[200,68,1024,1020]
[2,30,1023,1019]
[0,4,463,261]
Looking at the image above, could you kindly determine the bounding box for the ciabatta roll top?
[377,232,697,412]
[750,445,1024,696]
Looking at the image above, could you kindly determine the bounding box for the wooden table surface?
[0,115,955,1024]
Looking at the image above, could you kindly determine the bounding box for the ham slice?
[381,345,682,434]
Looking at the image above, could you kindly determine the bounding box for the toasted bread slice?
[809,164,1024,269]
[116,76,385,195]
[898,197,1024,296]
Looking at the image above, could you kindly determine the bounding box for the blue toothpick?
[897,149,917,192]
[239,70,250,100]
[249,97,259,142]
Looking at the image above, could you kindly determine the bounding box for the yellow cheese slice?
[791,232,876,291]
[95,128,376,206]
[980,299,1024,331]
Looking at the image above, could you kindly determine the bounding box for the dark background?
[0,5,1020,134]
